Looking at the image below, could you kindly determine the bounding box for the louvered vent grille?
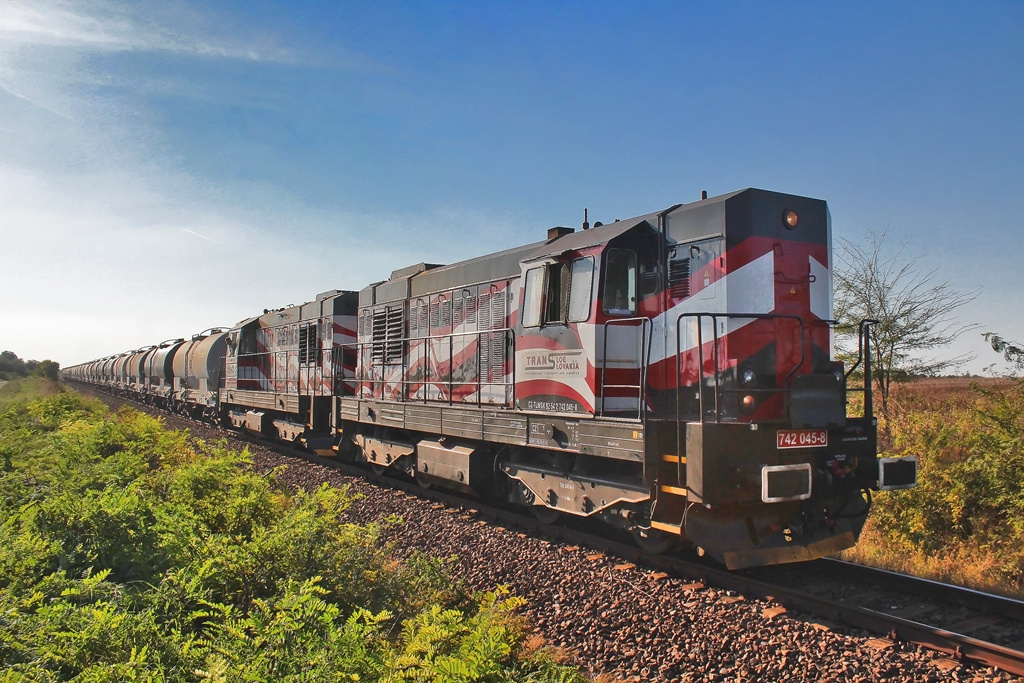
[298,324,318,364]
[669,258,691,298]
[371,309,387,363]
[371,307,405,364]
[488,289,507,381]
[453,296,464,328]
[385,307,404,364]
[465,292,477,325]
[429,300,441,330]
[410,300,427,337]
[440,299,451,329]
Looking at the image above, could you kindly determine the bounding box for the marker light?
[740,394,757,414]
[783,209,799,229]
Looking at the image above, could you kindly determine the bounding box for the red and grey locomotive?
[63,187,918,569]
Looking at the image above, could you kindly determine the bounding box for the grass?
[0,376,64,408]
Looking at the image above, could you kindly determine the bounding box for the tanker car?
[63,188,918,569]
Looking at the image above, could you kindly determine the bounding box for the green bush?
[0,392,587,681]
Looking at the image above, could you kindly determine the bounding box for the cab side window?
[522,256,595,327]
[567,257,595,322]
[603,249,637,315]
[523,267,545,328]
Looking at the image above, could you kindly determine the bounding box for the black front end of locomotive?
[679,370,917,569]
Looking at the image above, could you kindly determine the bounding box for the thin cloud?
[0,1,293,63]
[180,227,221,245]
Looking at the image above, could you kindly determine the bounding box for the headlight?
[740,368,757,387]
[783,209,799,229]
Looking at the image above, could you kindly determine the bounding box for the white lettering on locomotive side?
[776,429,828,449]
[525,399,581,413]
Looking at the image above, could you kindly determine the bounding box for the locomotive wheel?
[531,506,561,524]
[414,469,433,490]
[370,463,386,476]
[632,527,676,554]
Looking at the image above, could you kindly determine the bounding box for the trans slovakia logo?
[523,350,584,377]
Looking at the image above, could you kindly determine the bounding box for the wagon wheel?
[631,527,676,554]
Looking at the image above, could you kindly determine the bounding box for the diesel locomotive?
[63,188,918,569]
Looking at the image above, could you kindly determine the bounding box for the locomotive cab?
[513,217,663,418]
[640,189,918,568]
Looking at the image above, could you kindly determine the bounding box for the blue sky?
[1,0,1021,373]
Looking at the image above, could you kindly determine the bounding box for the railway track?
[73,382,1024,679]
[748,559,1024,676]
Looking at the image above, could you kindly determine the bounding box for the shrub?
[844,378,1024,595]
[1,392,588,681]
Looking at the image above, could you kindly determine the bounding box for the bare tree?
[834,229,980,416]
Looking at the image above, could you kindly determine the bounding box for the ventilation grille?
[669,257,691,298]
[298,323,319,365]
[372,306,405,365]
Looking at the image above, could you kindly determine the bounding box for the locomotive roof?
[363,239,547,305]
[360,188,821,306]
[230,290,358,330]
[363,210,668,306]
[522,212,660,262]
[408,239,545,297]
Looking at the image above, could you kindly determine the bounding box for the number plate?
[776,429,828,449]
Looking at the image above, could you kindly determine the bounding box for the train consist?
[63,188,918,569]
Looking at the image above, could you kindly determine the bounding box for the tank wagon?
[64,188,918,569]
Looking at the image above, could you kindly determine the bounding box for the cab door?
[598,247,648,416]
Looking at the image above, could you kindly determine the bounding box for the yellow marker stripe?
[662,454,686,464]
[650,520,682,534]
[660,485,688,496]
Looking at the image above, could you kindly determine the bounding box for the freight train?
[63,188,918,569]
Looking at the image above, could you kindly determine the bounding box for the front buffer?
[678,420,915,569]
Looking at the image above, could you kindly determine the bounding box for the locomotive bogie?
[501,456,649,518]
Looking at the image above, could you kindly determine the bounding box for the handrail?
[672,312,806,488]
[838,318,877,421]
[674,312,807,425]
[334,326,516,408]
[598,317,652,422]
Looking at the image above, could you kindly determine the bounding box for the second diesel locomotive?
[64,188,918,569]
